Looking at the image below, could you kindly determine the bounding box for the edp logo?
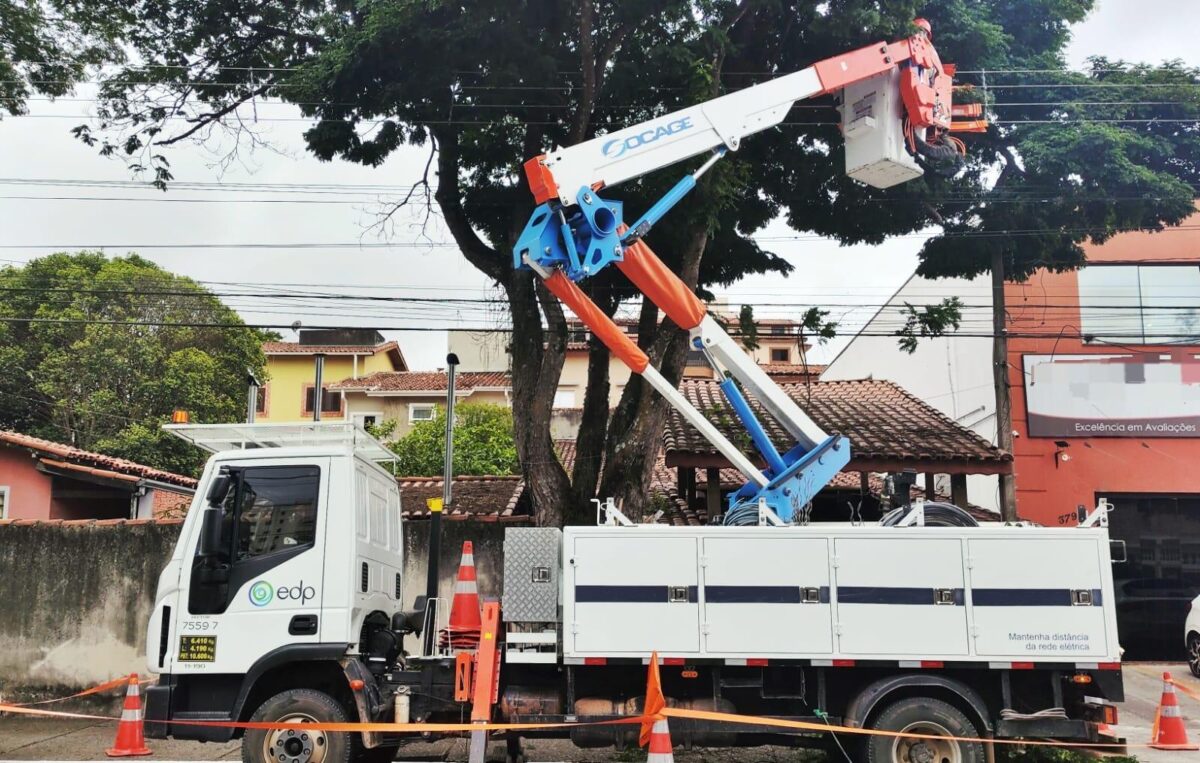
[248,580,316,606]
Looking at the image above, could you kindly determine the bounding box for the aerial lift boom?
[514,20,981,523]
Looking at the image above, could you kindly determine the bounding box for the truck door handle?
[289,614,319,635]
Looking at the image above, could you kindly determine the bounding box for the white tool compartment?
[562,525,1120,664]
[969,537,1111,658]
[570,534,700,654]
[701,536,833,654]
[833,536,969,656]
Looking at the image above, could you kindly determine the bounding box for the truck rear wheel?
[242,688,352,763]
[865,697,984,763]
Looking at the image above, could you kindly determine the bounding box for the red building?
[1006,216,1200,655]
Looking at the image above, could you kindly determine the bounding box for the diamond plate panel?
[503,528,562,622]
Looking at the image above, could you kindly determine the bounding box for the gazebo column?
[951,473,969,509]
[706,468,721,517]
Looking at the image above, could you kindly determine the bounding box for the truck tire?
[864,697,984,763]
[242,688,352,763]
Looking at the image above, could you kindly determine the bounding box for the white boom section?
[692,315,829,451]
[540,69,823,205]
[642,365,769,487]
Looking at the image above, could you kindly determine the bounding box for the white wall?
[821,274,1000,511]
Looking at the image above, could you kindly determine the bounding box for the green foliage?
[0,0,126,116]
[388,403,518,477]
[799,307,838,347]
[736,305,759,351]
[895,297,964,354]
[0,253,271,475]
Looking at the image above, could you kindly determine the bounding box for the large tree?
[0,253,271,475]
[0,0,125,115]
[66,0,1200,523]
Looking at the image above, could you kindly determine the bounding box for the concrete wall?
[0,518,510,694]
[0,520,182,694]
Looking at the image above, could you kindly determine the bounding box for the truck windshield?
[235,466,321,559]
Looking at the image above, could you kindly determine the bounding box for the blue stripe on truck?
[972,588,1103,606]
[837,586,965,605]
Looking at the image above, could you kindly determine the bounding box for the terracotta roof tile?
[0,430,197,488]
[331,371,510,393]
[397,474,528,522]
[263,340,400,355]
[664,378,1010,466]
[760,363,826,376]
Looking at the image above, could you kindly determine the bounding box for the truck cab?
[144,424,404,755]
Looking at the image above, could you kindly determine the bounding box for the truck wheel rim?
[264,714,327,763]
[890,720,960,763]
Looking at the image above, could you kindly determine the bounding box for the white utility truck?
[145,19,1125,763]
[145,422,1124,763]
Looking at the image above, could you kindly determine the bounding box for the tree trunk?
[505,272,573,527]
[597,227,709,517]
[991,249,1018,521]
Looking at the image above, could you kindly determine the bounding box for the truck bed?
[561,524,1121,667]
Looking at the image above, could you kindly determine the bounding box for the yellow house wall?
[558,352,632,408]
[260,353,395,423]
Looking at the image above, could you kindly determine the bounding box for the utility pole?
[313,354,325,423]
[422,353,459,659]
[443,353,460,510]
[991,250,1018,521]
[245,369,261,424]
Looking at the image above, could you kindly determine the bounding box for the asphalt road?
[2,664,1196,762]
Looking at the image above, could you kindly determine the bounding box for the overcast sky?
[2,0,1198,370]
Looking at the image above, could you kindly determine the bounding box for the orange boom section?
[616,238,707,331]
[543,270,650,374]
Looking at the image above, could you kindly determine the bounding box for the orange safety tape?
[660,706,1154,750]
[6,675,148,707]
[0,700,644,734]
[1172,678,1200,705]
[0,688,1173,751]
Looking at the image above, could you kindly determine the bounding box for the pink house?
[0,431,195,521]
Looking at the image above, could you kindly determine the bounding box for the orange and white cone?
[440,541,482,650]
[106,674,151,757]
[646,718,674,763]
[1151,671,1198,750]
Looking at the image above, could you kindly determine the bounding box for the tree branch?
[432,126,505,282]
[155,84,271,146]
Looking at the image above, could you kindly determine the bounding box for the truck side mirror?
[206,473,232,506]
[198,507,225,558]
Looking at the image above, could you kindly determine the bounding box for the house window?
[770,348,791,362]
[1079,264,1200,344]
[255,386,268,415]
[553,389,576,408]
[302,385,342,415]
[0,487,8,519]
[685,349,709,367]
[409,403,436,423]
[352,412,383,430]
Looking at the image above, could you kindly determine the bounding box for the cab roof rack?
[163,422,395,463]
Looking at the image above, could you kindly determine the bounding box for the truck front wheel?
[242,688,352,763]
[865,697,984,763]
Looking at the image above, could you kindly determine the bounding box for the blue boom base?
[513,188,623,282]
[726,435,852,524]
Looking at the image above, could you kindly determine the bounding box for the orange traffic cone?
[1151,671,1198,750]
[106,674,151,757]
[440,541,482,650]
[645,718,674,763]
